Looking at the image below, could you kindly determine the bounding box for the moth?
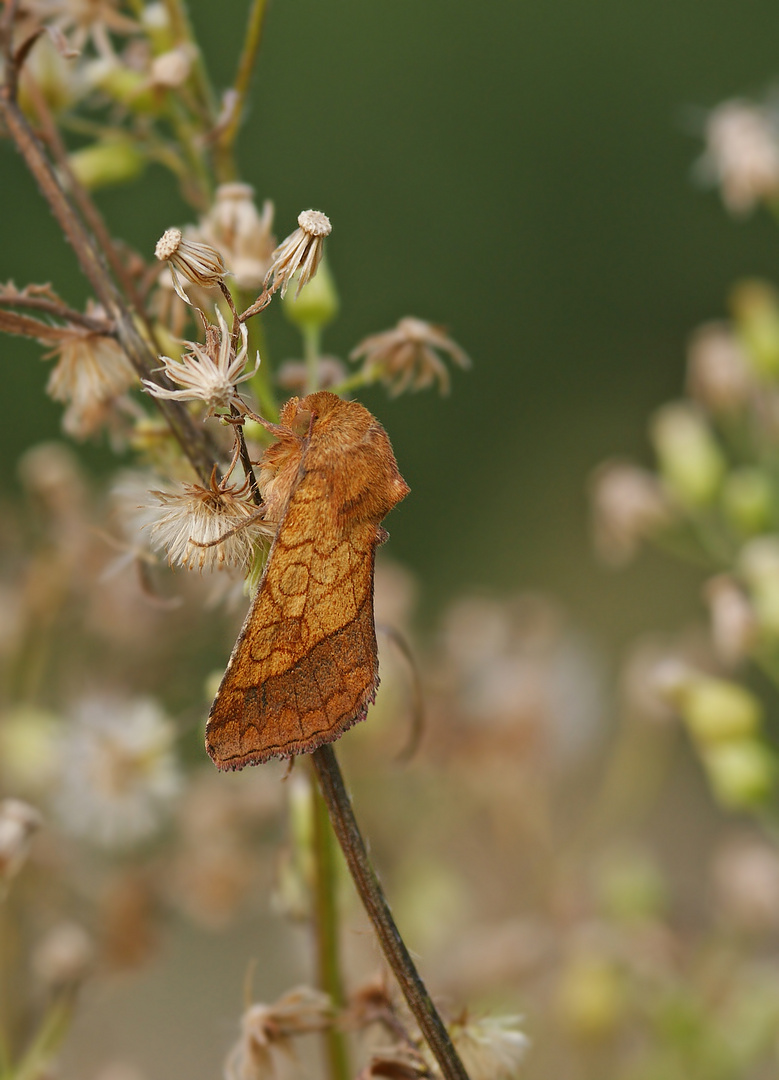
[206,390,410,770]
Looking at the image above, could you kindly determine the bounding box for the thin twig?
[0,291,113,334]
[212,0,270,182]
[229,405,262,506]
[0,90,216,483]
[23,75,153,322]
[310,746,470,1080]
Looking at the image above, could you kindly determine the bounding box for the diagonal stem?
[0,91,217,484]
[310,745,470,1080]
[212,0,271,182]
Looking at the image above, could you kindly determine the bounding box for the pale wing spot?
[279,562,310,596]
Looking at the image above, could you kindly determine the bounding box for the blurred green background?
[3,0,779,644]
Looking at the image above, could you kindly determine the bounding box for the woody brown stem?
[0,89,216,484]
[0,290,113,334]
[0,12,215,479]
[230,407,262,506]
[310,746,470,1080]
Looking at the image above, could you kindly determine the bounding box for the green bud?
[649,403,725,506]
[0,707,60,794]
[677,677,762,745]
[18,36,84,116]
[721,467,775,535]
[203,669,223,703]
[86,59,157,113]
[245,543,270,595]
[141,2,177,53]
[68,138,146,190]
[753,580,779,637]
[282,258,339,331]
[702,739,777,809]
[129,416,172,456]
[739,538,779,637]
[596,849,667,922]
[730,280,779,378]
[557,953,624,1040]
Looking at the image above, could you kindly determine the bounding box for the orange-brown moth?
[206,391,410,771]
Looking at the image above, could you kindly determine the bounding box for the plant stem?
[212,0,270,182]
[303,323,321,395]
[310,745,470,1080]
[309,766,351,1080]
[0,90,217,484]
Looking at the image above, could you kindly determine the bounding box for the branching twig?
[0,86,216,483]
[0,288,113,334]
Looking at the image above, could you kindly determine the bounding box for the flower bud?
[739,537,779,636]
[721,467,775,535]
[0,707,60,793]
[86,59,156,112]
[649,403,724,506]
[557,952,623,1040]
[730,280,779,377]
[596,849,667,922]
[702,739,777,809]
[18,35,85,116]
[686,322,753,414]
[704,575,757,664]
[0,798,42,881]
[68,138,146,190]
[675,676,762,745]
[282,257,339,331]
[589,460,672,564]
[141,2,176,52]
[32,922,94,992]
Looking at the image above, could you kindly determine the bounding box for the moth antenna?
[376,622,425,763]
[231,397,289,439]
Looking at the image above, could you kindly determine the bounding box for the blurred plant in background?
[2,3,779,1080]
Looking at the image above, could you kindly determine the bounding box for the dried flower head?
[712,834,779,931]
[46,320,136,439]
[149,45,194,88]
[155,227,228,303]
[704,575,757,665]
[32,922,94,991]
[687,322,754,414]
[34,0,140,57]
[276,355,346,393]
[197,185,276,292]
[224,987,333,1080]
[265,209,331,298]
[589,460,672,564]
[350,317,470,396]
[148,472,274,572]
[701,101,779,215]
[52,696,180,849]
[448,1015,529,1080]
[142,309,259,415]
[0,798,42,881]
